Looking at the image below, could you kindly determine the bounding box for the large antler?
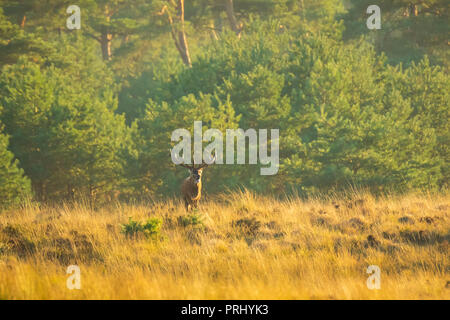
[197,154,216,169]
[180,163,193,169]
[170,149,216,169]
[170,149,194,169]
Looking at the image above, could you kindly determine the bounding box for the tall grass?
[0,190,448,299]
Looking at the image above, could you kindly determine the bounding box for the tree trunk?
[411,3,419,16]
[209,20,219,40]
[175,0,191,67]
[19,15,26,28]
[101,5,113,61]
[404,3,419,17]
[100,31,113,61]
[224,0,242,37]
[163,0,192,67]
[34,181,46,203]
[67,184,75,201]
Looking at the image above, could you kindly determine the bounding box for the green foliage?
[121,217,162,240]
[343,0,449,68]
[0,38,130,202]
[126,19,448,195]
[0,7,53,67]
[177,212,205,229]
[0,1,448,204]
[0,125,31,208]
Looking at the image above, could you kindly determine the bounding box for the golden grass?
[0,190,449,299]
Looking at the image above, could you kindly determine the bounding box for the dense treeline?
[0,1,448,206]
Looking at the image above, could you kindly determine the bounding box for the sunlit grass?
[0,190,448,299]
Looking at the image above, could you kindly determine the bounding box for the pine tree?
[343,0,449,68]
[0,38,129,202]
[0,7,52,67]
[0,122,31,208]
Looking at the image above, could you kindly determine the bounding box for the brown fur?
[181,169,203,211]
[173,151,215,211]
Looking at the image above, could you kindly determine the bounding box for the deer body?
[173,153,215,211]
[181,174,202,211]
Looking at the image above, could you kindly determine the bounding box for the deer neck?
[189,177,201,197]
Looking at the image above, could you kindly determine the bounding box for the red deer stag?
[175,154,215,211]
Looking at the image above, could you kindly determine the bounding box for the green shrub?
[121,217,162,240]
[177,212,205,230]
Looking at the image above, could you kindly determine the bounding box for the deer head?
[178,155,216,184]
[170,149,216,183]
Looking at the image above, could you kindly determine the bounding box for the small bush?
[121,217,162,240]
[177,212,205,229]
[1,224,36,257]
[232,217,261,236]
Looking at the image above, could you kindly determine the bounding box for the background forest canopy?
[0,0,448,207]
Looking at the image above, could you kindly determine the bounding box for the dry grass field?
[0,190,449,300]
